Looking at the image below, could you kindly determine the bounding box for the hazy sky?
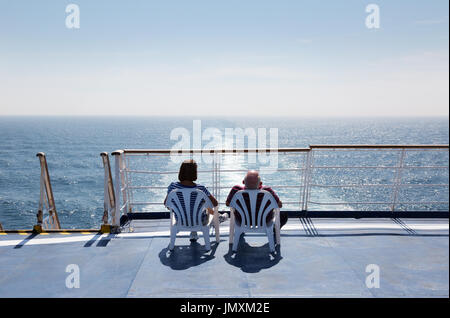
[0,0,448,116]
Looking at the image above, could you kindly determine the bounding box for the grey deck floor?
[0,218,448,298]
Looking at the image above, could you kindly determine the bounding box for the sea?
[0,116,448,229]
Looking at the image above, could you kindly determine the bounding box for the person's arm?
[206,195,218,215]
[197,185,218,210]
[209,195,218,207]
[225,186,240,207]
[265,187,282,208]
[164,183,174,209]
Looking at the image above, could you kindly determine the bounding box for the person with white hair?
[225,170,288,228]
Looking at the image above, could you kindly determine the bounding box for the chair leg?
[232,229,240,252]
[169,227,177,250]
[275,209,281,245]
[213,206,220,243]
[202,228,211,251]
[229,209,235,245]
[267,227,275,253]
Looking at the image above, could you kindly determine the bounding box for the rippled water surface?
[0,116,448,229]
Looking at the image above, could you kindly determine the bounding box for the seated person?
[225,170,288,228]
[164,159,227,241]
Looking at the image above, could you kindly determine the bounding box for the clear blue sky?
[0,0,448,116]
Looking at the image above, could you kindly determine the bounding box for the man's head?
[243,170,262,189]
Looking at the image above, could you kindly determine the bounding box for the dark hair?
[178,159,197,182]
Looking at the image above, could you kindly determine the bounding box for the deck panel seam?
[310,218,378,298]
[124,221,160,297]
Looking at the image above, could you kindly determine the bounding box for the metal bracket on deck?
[100,224,121,234]
[100,152,120,233]
[35,153,61,231]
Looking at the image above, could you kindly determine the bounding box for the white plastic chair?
[165,188,220,251]
[229,189,281,253]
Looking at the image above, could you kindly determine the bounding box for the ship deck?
[0,217,448,298]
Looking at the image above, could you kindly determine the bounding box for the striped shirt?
[167,182,212,225]
[167,182,211,197]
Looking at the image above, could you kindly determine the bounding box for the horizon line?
[0,114,448,119]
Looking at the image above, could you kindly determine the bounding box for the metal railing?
[36,152,61,230]
[304,145,449,211]
[105,145,449,226]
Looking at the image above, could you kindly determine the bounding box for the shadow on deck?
[0,218,448,298]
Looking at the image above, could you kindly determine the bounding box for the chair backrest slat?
[166,188,213,227]
[170,192,187,225]
[257,194,270,226]
[230,190,279,228]
[249,191,257,228]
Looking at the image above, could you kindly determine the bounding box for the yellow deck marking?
[81,232,93,234]
[59,232,70,235]
[39,233,49,235]
[0,232,6,235]
[18,232,29,235]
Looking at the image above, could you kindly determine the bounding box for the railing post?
[111,150,124,231]
[391,148,406,212]
[300,150,309,211]
[35,152,61,232]
[36,169,45,229]
[120,154,128,215]
[216,152,221,204]
[125,154,133,213]
[212,153,217,199]
[0,223,3,231]
[100,152,116,233]
[302,148,313,211]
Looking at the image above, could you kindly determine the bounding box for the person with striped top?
[225,170,288,229]
[164,159,227,242]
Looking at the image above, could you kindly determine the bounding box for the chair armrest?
[274,208,281,245]
[213,206,220,242]
[229,207,236,244]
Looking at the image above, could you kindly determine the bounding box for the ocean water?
[0,116,448,229]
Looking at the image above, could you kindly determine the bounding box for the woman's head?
[178,159,197,182]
